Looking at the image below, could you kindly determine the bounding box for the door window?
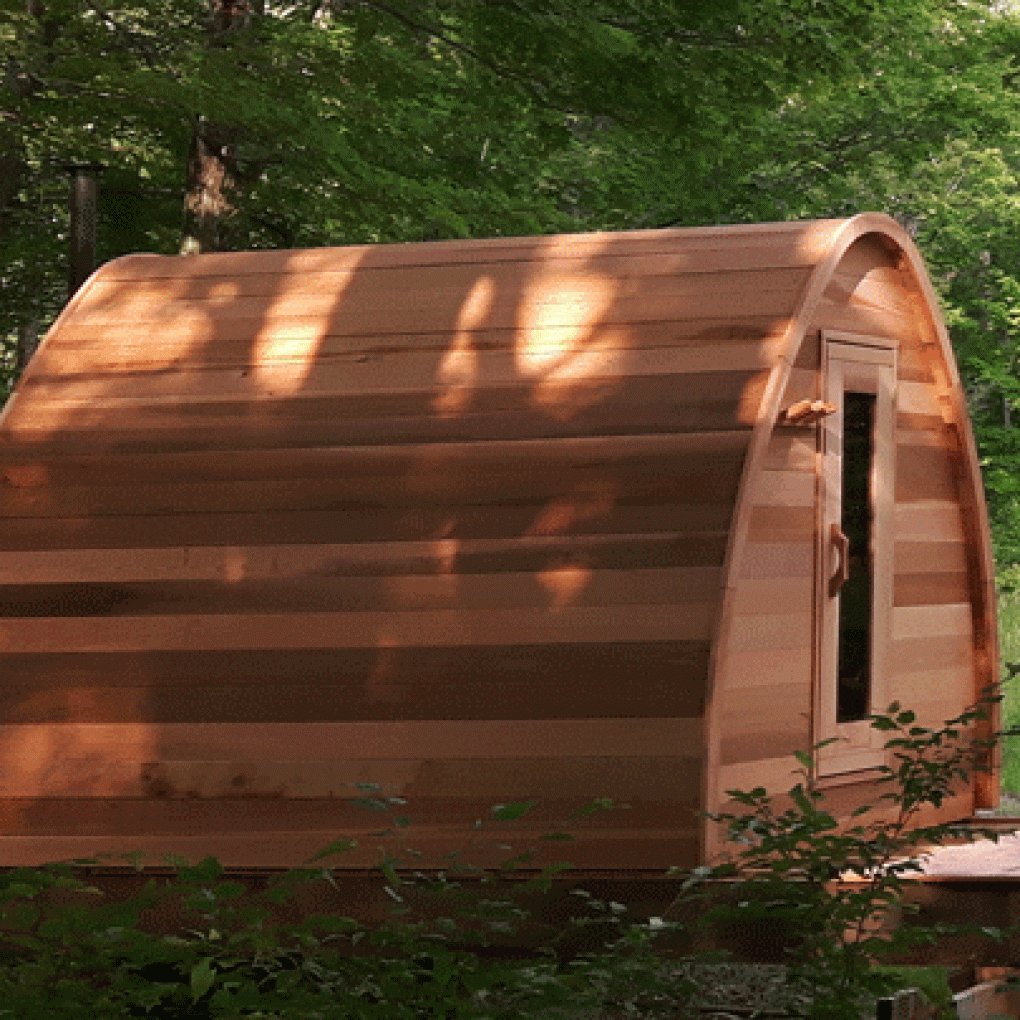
[816,333,896,778]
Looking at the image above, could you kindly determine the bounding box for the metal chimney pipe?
[63,163,104,299]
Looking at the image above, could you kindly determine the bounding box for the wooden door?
[816,332,896,778]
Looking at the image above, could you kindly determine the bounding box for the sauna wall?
[711,336,819,808]
[830,236,985,825]
[708,233,987,859]
[0,229,799,874]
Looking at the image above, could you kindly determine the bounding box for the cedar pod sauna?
[0,213,1000,894]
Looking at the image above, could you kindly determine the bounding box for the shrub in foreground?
[677,685,1020,1020]
[0,687,1017,1018]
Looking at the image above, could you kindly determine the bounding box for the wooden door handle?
[830,523,850,597]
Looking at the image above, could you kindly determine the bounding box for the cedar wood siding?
[706,225,999,863]
[0,214,998,874]
[0,228,760,873]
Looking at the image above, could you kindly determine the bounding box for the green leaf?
[190,956,217,1002]
[2,933,46,953]
[352,797,390,812]
[490,800,538,821]
[790,784,814,814]
[305,838,358,863]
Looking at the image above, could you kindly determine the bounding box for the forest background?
[7,1,1020,783]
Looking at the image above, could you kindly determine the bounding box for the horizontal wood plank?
[75,259,797,309]
[897,344,937,381]
[894,541,968,574]
[745,507,814,543]
[716,756,804,800]
[0,509,733,554]
[893,571,971,607]
[0,830,702,872]
[0,431,748,486]
[0,447,747,519]
[895,444,959,503]
[760,433,815,473]
[891,603,973,641]
[17,352,775,414]
[899,379,946,418]
[1,403,762,452]
[0,797,698,841]
[0,640,712,703]
[894,503,963,543]
[726,612,813,653]
[0,603,717,653]
[811,295,905,340]
[897,411,946,435]
[719,725,810,767]
[723,646,813,691]
[0,754,702,802]
[88,227,833,283]
[0,717,702,765]
[1,431,752,489]
[0,538,724,585]
[0,411,754,455]
[753,469,815,508]
[881,681,974,723]
[889,632,973,675]
[738,541,813,579]
[0,673,707,729]
[717,690,811,765]
[68,268,812,331]
[729,576,813,617]
[0,565,720,618]
[894,427,952,451]
[20,343,778,406]
[33,320,788,376]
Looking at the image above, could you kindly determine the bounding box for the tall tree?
[1,0,1013,396]
[684,0,1020,575]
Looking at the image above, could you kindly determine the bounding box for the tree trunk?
[15,316,40,377]
[0,2,42,240]
[178,1,258,254]
[180,117,238,254]
[0,140,24,243]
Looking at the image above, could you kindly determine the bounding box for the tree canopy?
[5,0,1020,570]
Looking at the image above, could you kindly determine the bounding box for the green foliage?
[996,579,1020,793]
[869,964,957,1015]
[0,794,693,1019]
[670,686,1020,1020]
[698,1,1020,579]
[0,693,1016,1017]
[4,0,1003,390]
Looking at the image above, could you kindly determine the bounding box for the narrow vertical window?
[818,334,895,778]
[837,391,876,723]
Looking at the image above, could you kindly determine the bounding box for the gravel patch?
[472,958,823,1019]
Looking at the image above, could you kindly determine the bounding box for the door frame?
[814,331,897,779]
